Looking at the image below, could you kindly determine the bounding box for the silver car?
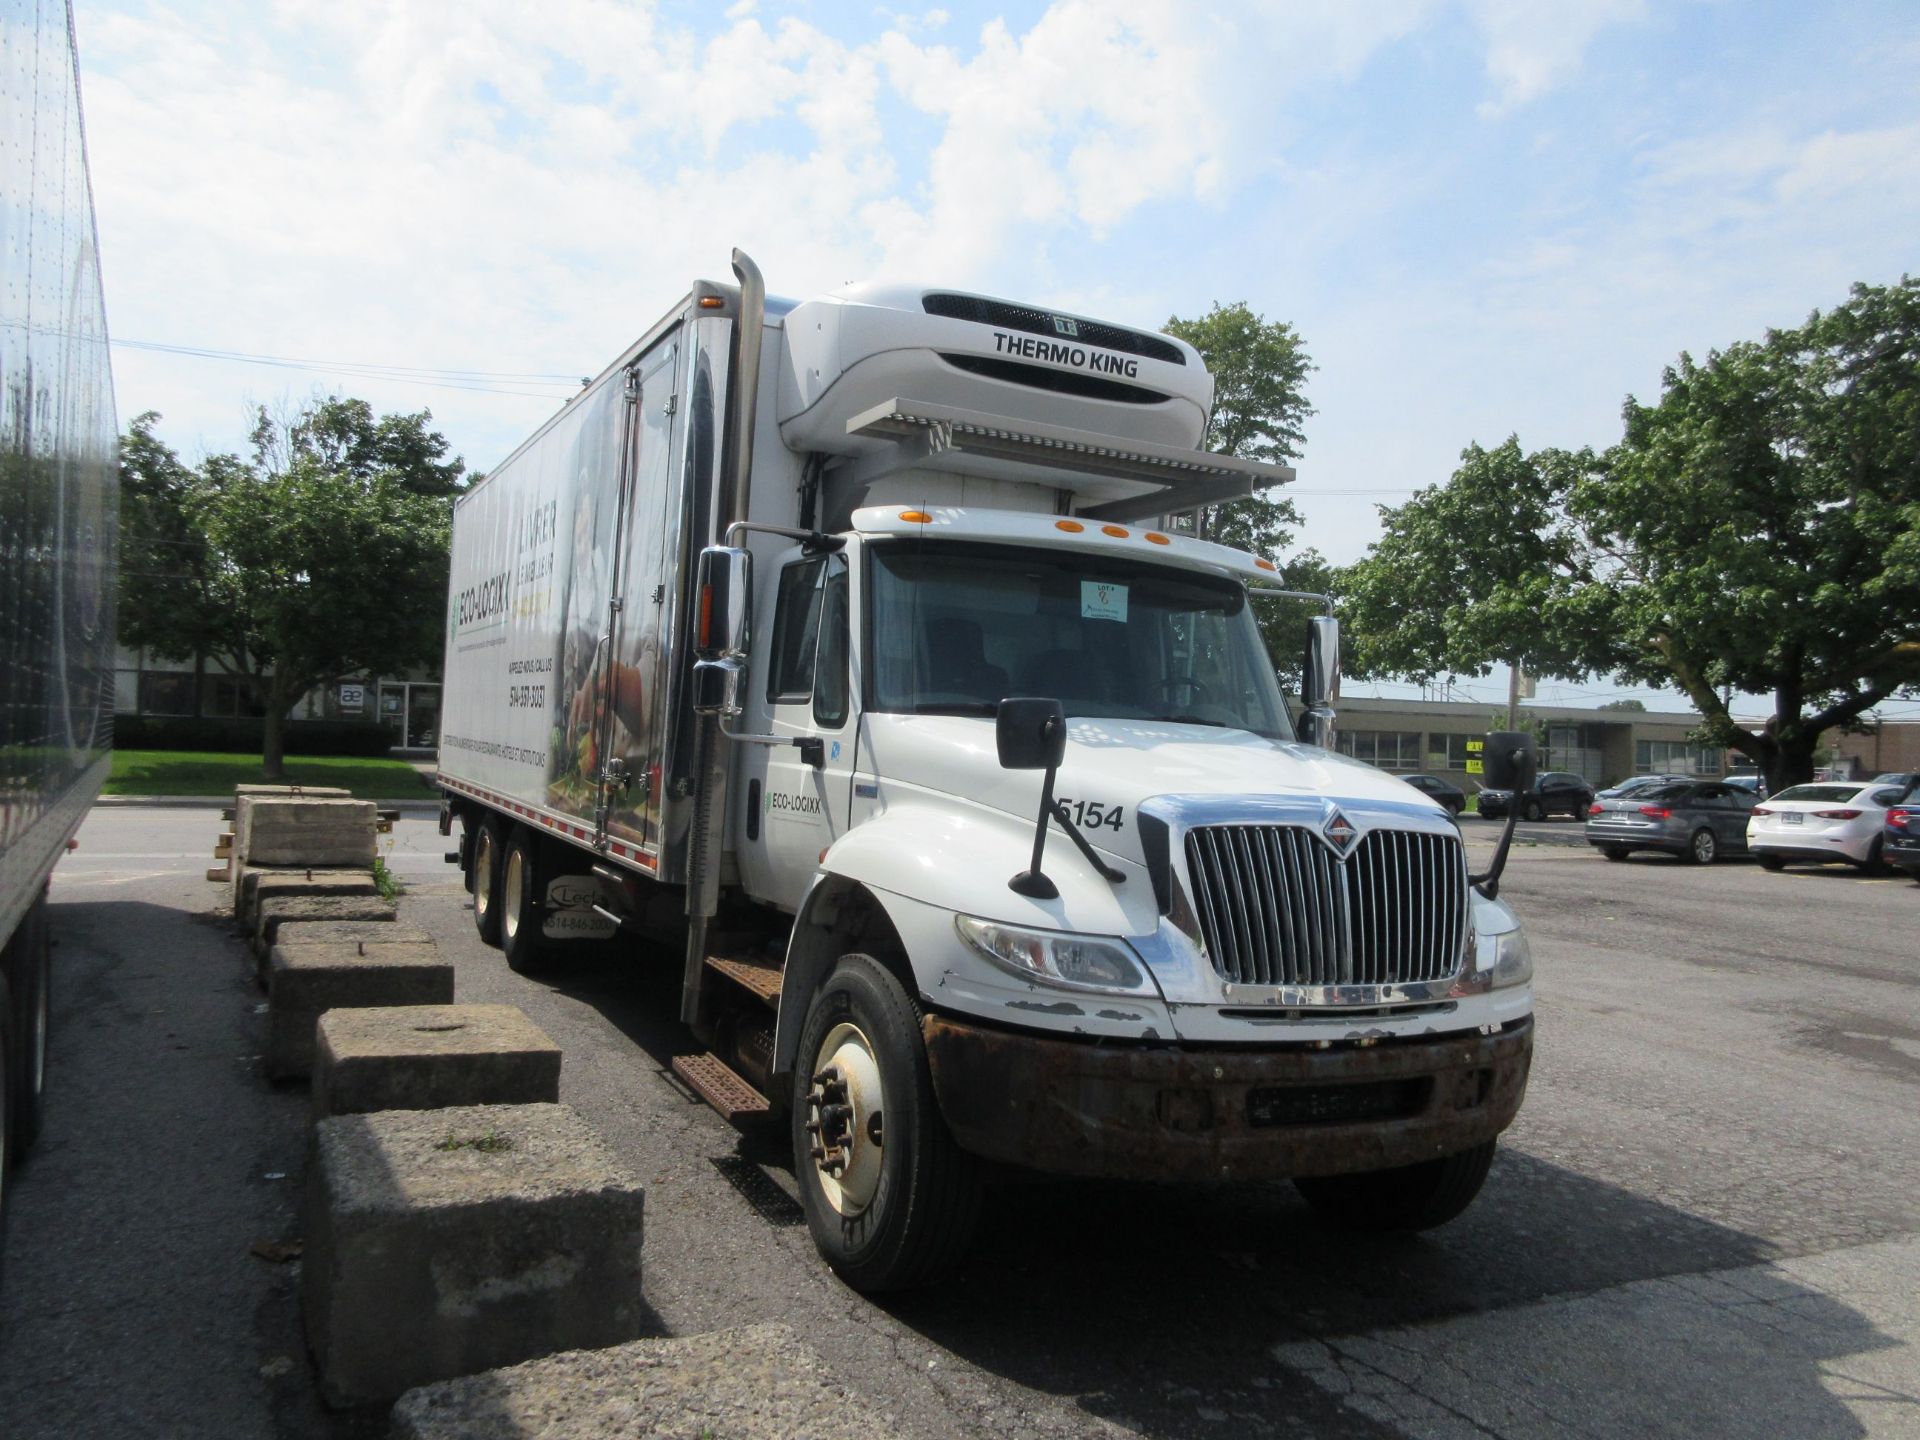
[1585,781,1758,864]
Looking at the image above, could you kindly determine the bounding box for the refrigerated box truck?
[1,0,118,1260]
[438,252,1537,1290]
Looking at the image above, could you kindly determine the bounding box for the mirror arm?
[717,722,825,768]
[724,519,844,553]
[1050,801,1126,883]
[1009,765,1061,899]
[1469,806,1522,900]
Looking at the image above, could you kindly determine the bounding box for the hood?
[860,713,1449,866]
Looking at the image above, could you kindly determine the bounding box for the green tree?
[117,400,465,778]
[1596,698,1646,712]
[1338,438,1607,686]
[1580,279,1920,790]
[1163,301,1314,556]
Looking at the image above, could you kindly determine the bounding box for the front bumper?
[923,1012,1533,1182]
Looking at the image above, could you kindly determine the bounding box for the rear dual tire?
[499,830,555,975]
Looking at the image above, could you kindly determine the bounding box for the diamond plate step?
[672,1052,771,1124]
[706,954,783,1006]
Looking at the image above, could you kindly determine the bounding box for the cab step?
[705,953,783,1007]
[672,1052,771,1125]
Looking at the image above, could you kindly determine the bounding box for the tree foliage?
[1163,301,1314,556]
[118,399,465,777]
[1338,438,1604,685]
[1580,279,1920,788]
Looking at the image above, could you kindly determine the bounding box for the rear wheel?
[1854,838,1887,876]
[0,973,13,1292]
[11,898,50,1157]
[1294,1140,1497,1233]
[471,818,506,946]
[499,829,554,975]
[1602,847,1630,862]
[1759,854,1786,872]
[1686,828,1718,865]
[792,954,983,1292]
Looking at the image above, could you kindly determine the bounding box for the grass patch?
[105,750,437,801]
[436,1130,514,1154]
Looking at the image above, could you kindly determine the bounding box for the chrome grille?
[1183,826,1468,988]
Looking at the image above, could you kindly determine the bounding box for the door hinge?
[609,597,625,613]
[623,367,641,400]
[651,584,666,604]
[663,392,678,415]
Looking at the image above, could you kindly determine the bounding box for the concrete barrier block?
[237,797,378,869]
[237,868,378,930]
[313,1005,562,1120]
[305,1103,646,1409]
[275,920,434,948]
[253,895,398,959]
[266,941,451,1079]
[389,1323,889,1440]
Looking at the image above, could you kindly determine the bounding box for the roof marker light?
[1101,525,1130,538]
[698,295,726,309]
[1255,557,1277,572]
[1055,519,1085,533]
[1145,531,1171,545]
[899,510,932,523]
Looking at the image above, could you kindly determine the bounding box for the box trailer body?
[1,0,118,1231]
[439,255,1534,1290]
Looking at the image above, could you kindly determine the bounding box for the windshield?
[868,541,1293,740]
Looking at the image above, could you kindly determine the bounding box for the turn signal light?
[1813,808,1861,820]
[1638,805,1671,819]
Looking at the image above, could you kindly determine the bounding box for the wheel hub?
[806,1022,884,1217]
[503,849,523,942]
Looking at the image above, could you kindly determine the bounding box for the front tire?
[1523,798,1546,822]
[471,818,506,946]
[1602,847,1630,862]
[499,830,554,975]
[1759,854,1786,872]
[1294,1140,1497,1233]
[792,954,982,1292]
[1686,828,1717,865]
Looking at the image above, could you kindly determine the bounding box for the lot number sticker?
[1081,581,1128,622]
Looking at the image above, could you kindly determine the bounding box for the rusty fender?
[922,1014,1533,1183]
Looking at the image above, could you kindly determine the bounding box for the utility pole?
[1506,662,1521,733]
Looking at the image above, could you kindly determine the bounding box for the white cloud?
[1469,0,1645,116]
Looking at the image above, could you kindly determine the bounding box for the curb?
[97,795,443,813]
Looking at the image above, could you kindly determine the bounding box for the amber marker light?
[1101,524,1130,538]
[1055,519,1085,533]
[899,510,933,523]
[698,295,726,309]
[1255,558,1277,572]
[1145,531,1170,545]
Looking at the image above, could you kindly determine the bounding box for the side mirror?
[1299,615,1339,749]
[1481,731,1538,792]
[996,697,1067,771]
[694,545,750,659]
[690,657,744,718]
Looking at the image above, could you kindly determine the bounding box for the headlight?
[954,915,1155,996]
[1490,928,1532,990]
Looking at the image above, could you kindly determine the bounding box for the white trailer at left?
[0,0,119,1264]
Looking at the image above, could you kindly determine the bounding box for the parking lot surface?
[1,806,1916,1437]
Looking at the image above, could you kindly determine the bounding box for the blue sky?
[75,0,1920,714]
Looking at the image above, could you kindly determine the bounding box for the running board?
[672,1052,771,1125]
[706,953,782,1007]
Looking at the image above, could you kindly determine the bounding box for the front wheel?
[1523,798,1546,822]
[1602,847,1630,862]
[792,954,982,1292]
[1686,828,1718,865]
[1294,1140,1497,1233]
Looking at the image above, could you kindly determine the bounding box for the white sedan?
[1747,781,1910,872]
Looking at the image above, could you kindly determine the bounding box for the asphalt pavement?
[1,805,1916,1438]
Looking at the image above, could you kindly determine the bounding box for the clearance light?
[899,510,932,524]
[1254,558,1277,572]
[1813,808,1862,820]
[1101,525,1129,538]
[698,295,726,309]
[1145,531,1171,545]
[1055,519,1085,533]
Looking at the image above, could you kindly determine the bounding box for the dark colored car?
[1595,774,1689,800]
[1886,793,1920,878]
[1724,774,1768,799]
[1478,771,1596,821]
[1399,773,1466,815]
[1586,781,1757,864]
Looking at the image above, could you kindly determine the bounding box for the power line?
[108,335,583,400]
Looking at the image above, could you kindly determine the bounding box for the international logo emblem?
[1322,809,1357,854]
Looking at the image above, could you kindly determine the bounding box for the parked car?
[1724,774,1768,799]
[1478,771,1596,821]
[1870,772,1919,792]
[1747,782,1910,872]
[1398,773,1466,815]
[1884,797,1920,879]
[1586,781,1756,864]
[1595,774,1690,800]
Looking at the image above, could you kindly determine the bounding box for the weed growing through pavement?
[436,1130,514,1153]
[372,854,400,901]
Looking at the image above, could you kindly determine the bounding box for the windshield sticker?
[1081,581,1128,622]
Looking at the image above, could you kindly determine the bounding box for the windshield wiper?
[1149,714,1230,727]
[908,701,998,716]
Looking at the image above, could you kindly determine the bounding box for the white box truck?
[1,0,118,1270]
[438,252,1536,1290]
